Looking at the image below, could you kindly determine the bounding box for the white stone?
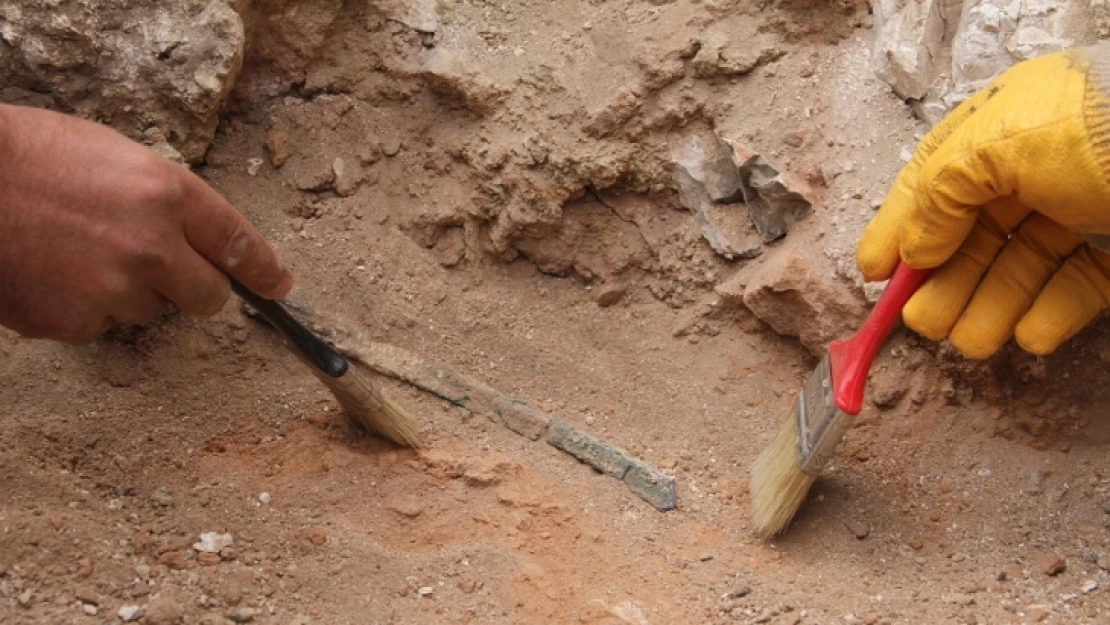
[192,532,233,553]
[872,0,946,99]
[118,605,143,622]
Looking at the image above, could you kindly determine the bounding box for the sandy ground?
[2,1,1110,624]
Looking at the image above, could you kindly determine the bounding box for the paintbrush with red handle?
[749,262,930,539]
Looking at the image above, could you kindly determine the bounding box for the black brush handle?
[229,278,348,378]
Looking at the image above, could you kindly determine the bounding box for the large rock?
[873,0,1088,125]
[950,0,1020,95]
[872,0,946,100]
[0,0,247,163]
[741,241,868,356]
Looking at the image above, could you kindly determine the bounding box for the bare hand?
[0,104,292,342]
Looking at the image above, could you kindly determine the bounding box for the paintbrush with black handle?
[230,278,421,448]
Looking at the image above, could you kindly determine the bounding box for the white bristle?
[749,409,818,539]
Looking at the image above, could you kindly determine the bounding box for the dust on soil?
[3,2,1110,625]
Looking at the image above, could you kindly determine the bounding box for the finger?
[153,243,231,317]
[857,83,1000,281]
[902,197,1033,341]
[898,81,1024,270]
[947,214,1082,358]
[56,318,114,344]
[108,289,169,326]
[177,167,292,299]
[1015,246,1110,355]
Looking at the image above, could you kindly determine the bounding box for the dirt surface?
[2,2,1110,624]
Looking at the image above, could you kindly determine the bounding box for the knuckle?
[116,231,173,274]
[130,155,185,208]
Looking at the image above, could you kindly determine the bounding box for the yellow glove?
[857,42,1110,359]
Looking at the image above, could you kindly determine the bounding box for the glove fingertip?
[1014,318,1065,357]
[948,325,1005,360]
[855,237,898,282]
[902,296,951,343]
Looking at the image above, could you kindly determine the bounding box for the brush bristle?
[749,409,817,540]
[317,365,422,449]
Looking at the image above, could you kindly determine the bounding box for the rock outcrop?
[0,0,247,163]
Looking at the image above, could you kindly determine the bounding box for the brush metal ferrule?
[795,354,852,475]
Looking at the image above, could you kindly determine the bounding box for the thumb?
[178,167,293,299]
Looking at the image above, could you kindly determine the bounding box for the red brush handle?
[827,263,931,415]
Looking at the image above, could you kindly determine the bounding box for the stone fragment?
[844,518,871,539]
[118,605,143,622]
[672,133,763,260]
[332,158,364,197]
[193,532,233,554]
[386,498,426,518]
[226,607,257,623]
[871,0,945,100]
[157,551,187,570]
[596,283,628,307]
[304,526,327,546]
[731,144,814,243]
[265,129,292,168]
[672,133,744,203]
[1033,550,1066,576]
[197,552,221,566]
[742,241,868,356]
[150,487,173,508]
[144,597,185,625]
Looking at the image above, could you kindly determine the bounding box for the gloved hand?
[857,42,1110,359]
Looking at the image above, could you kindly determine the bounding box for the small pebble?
[1082,579,1099,594]
[382,138,402,157]
[1025,607,1049,622]
[82,603,97,616]
[226,607,257,623]
[1033,550,1066,576]
[258,492,271,505]
[418,586,434,596]
[118,605,143,622]
[585,415,596,426]
[844,518,870,540]
[726,585,751,599]
[194,532,233,553]
[150,487,173,508]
